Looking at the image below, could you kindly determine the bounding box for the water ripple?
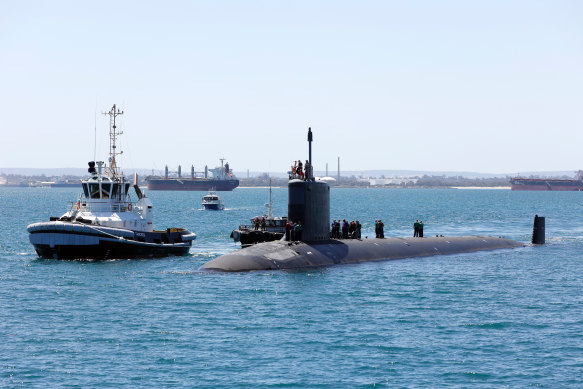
[2,188,583,387]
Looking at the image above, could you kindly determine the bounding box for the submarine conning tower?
[288,128,331,242]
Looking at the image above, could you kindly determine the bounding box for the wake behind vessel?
[146,159,239,191]
[27,104,196,260]
[510,171,583,191]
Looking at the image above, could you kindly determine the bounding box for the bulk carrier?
[145,159,239,191]
[510,171,583,191]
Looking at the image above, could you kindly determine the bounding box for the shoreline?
[451,186,511,190]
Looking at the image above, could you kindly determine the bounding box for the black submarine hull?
[201,236,524,272]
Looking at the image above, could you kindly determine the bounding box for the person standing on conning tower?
[297,160,304,179]
[294,222,303,241]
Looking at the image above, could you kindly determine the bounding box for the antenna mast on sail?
[103,104,124,178]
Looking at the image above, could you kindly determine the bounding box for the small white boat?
[202,190,225,210]
[26,104,196,260]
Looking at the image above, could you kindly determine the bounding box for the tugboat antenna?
[103,104,124,178]
[93,104,97,162]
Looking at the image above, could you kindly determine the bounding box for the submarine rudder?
[532,214,545,244]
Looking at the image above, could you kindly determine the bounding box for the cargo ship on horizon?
[145,159,239,191]
[510,171,583,191]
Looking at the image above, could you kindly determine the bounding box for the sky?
[0,0,581,175]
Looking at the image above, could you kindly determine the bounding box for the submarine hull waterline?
[201,236,524,272]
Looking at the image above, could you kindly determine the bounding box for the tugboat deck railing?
[238,224,286,233]
[69,201,139,214]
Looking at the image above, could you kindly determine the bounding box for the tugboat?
[27,104,196,260]
[230,180,287,247]
[201,190,225,210]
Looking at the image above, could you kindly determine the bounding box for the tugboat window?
[111,183,119,198]
[89,183,100,199]
[82,184,89,198]
[101,183,111,199]
[125,183,130,195]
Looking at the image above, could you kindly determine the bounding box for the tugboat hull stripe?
[27,223,196,242]
[29,232,193,247]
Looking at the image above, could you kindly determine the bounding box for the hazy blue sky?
[1,0,581,175]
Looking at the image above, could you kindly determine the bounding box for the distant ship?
[50,180,80,188]
[145,159,239,191]
[510,171,583,191]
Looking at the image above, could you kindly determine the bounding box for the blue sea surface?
[1,187,583,388]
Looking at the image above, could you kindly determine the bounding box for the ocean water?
[1,187,583,388]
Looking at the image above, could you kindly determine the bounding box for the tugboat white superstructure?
[27,104,196,260]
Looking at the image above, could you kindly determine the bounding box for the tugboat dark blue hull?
[202,204,224,210]
[31,239,191,260]
[27,222,196,260]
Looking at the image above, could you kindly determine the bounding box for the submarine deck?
[201,236,524,272]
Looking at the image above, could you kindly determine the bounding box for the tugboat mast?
[103,104,124,178]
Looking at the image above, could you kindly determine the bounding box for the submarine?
[202,129,531,272]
